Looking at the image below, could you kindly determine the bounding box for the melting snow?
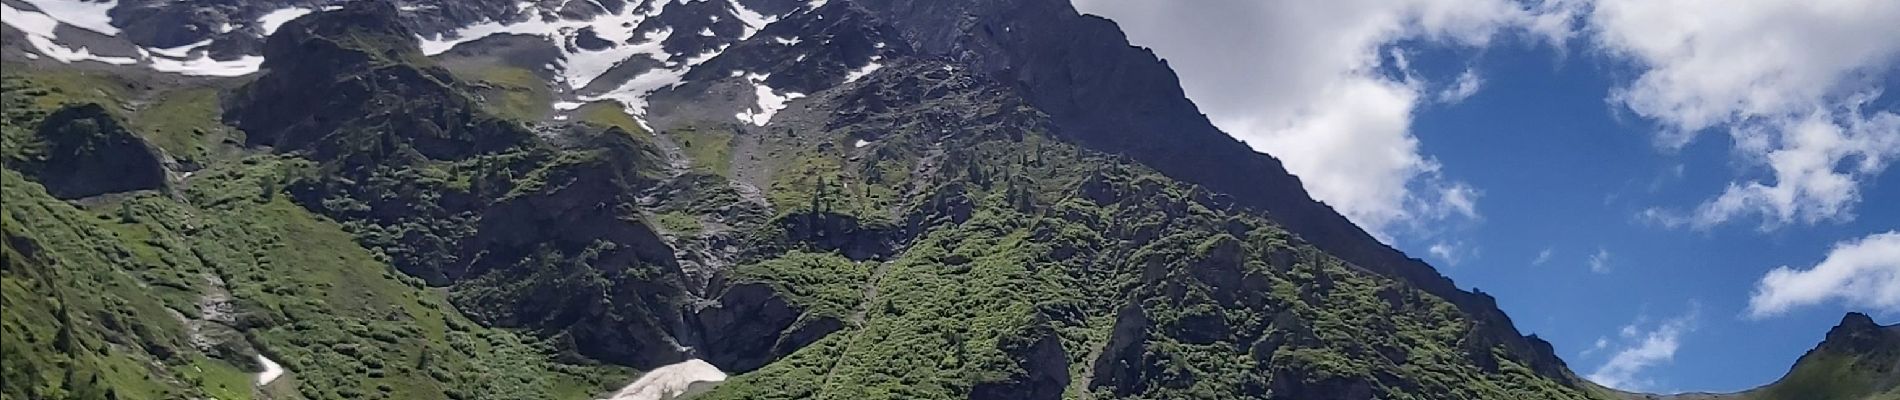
[733,72,805,126]
[843,56,882,83]
[147,39,210,58]
[773,36,801,45]
[257,7,314,36]
[554,101,585,111]
[726,0,775,38]
[854,139,872,148]
[150,54,264,77]
[597,359,727,400]
[19,0,118,35]
[3,3,62,39]
[4,3,137,65]
[255,355,285,386]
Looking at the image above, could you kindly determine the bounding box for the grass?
[730,251,873,320]
[1747,351,1883,400]
[669,125,736,177]
[655,211,704,236]
[576,101,650,136]
[454,65,552,123]
[126,87,243,165]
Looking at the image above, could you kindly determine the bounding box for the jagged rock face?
[1820,313,1900,355]
[19,103,167,199]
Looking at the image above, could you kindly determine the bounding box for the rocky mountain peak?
[1821,312,1898,355]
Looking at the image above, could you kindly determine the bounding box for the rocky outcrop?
[970,325,1070,400]
[774,211,901,261]
[19,104,167,199]
[224,1,526,163]
[693,283,843,373]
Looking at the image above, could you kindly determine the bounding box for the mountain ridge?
[0,1,1892,399]
[1613,313,1900,400]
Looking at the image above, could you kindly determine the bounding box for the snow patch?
[597,359,727,400]
[255,355,285,386]
[19,0,118,35]
[733,73,805,126]
[257,7,314,36]
[2,3,63,39]
[150,54,264,77]
[4,3,254,73]
[854,139,872,148]
[554,101,585,111]
[843,56,882,83]
[148,40,211,59]
[773,36,801,45]
[4,4,136,65]
[726,0,775,38]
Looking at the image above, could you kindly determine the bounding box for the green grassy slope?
[1,66,631,399]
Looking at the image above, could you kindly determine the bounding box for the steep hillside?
[0,78,632,399]
[4,1,1893,400]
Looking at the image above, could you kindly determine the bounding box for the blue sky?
[1075,0,1900,393]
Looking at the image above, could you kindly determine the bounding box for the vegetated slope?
[0,13,636,400]
[5,1,1887,400]
[4,1,1604,399]
[0,124,627,400]
[1614,313,1900,400]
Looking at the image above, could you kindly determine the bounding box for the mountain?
[0,1,1891,399]
[1613,313,1900,400]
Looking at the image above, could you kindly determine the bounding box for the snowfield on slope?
[598,359,727,400]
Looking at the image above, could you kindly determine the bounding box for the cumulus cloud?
[1588,307,1698,391]
[1070,0,1557,239]
[1747,231,1900,318]
[1580,0,1900,229]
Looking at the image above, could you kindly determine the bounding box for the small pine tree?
[117,202,135,223]
[54,301,77,354]
[258,173,279,202]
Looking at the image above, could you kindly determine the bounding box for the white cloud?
[1588,248,1612,274]
[1588,307,1697,392]
[1437,68,1485,103]
[1580,0,1900,229]
[1429,241,1477,265]
[1579,336,1609,357]
[1532,247,1555,266]
[1747,231,1900,318]
[1070,0,1557,239]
